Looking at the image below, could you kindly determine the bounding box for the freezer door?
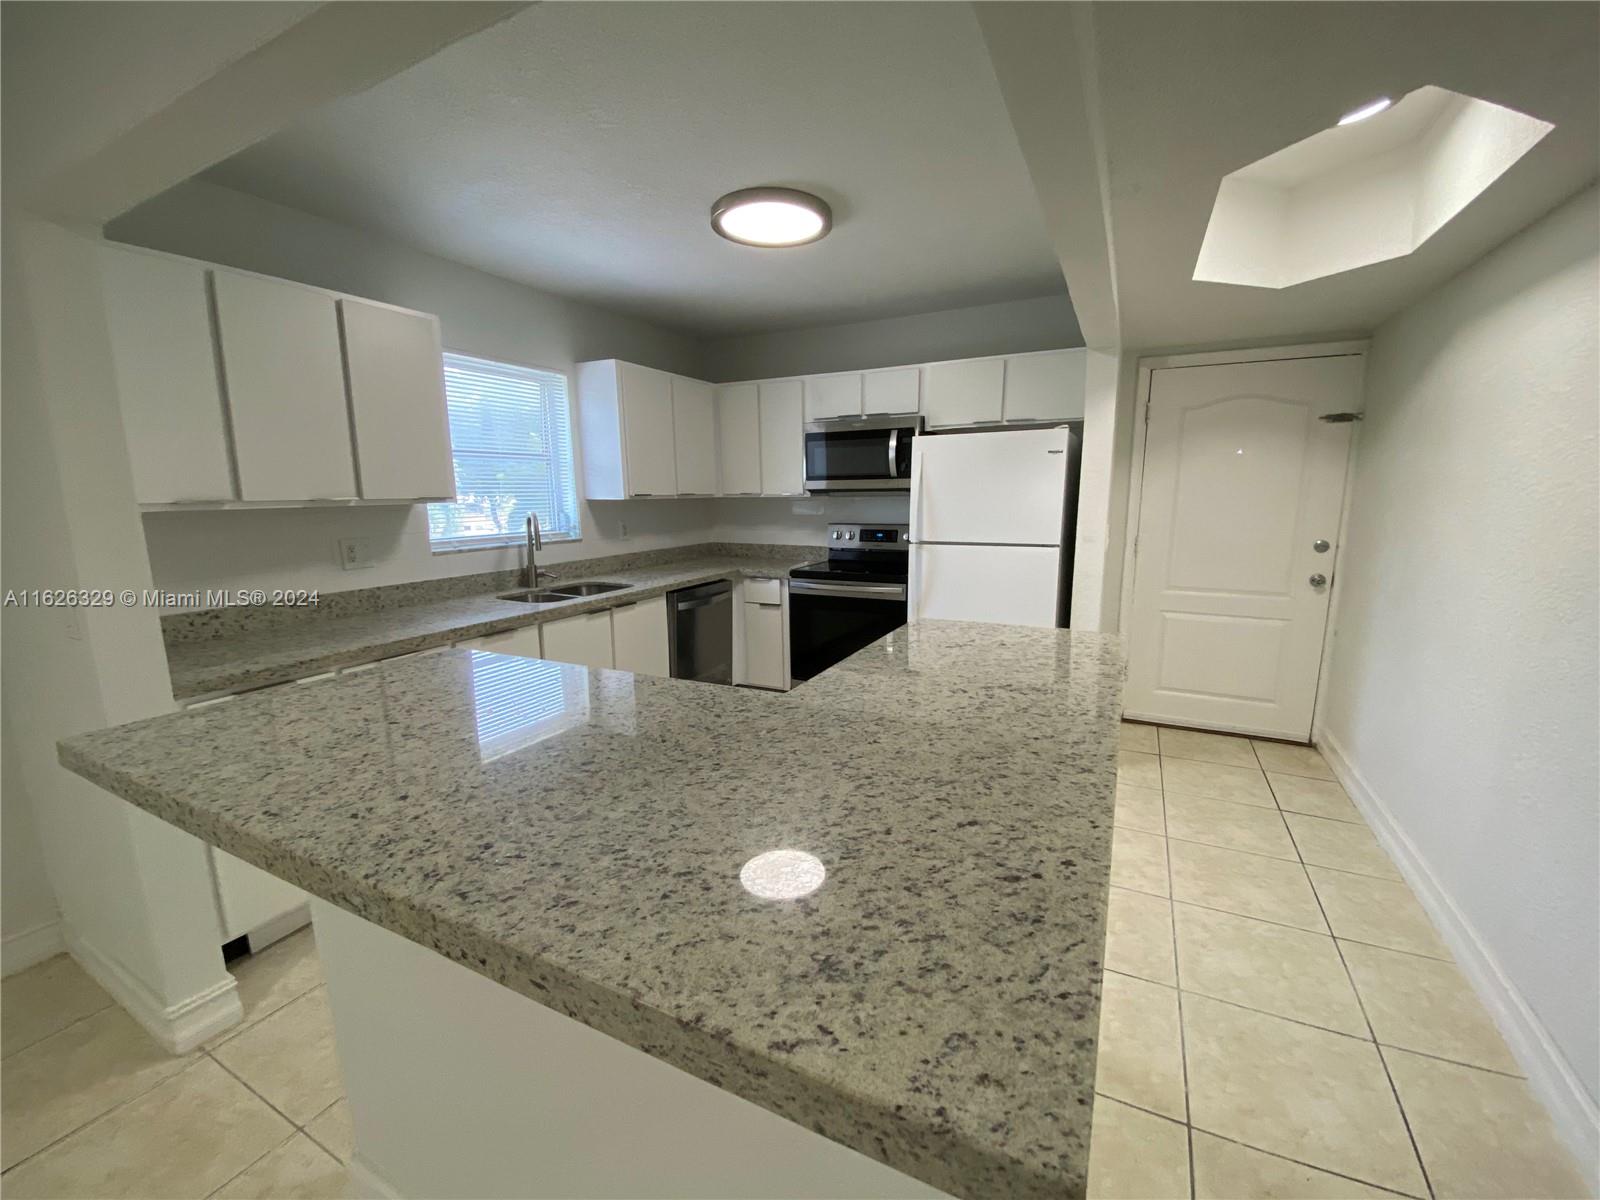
[910,543,1062,627]
[910,427,1071,547]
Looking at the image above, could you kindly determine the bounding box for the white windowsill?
[430,535,582,557]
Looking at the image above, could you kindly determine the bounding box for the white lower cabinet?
[610,596,671,677]
[460,624,544,659]
[740,577,789,691]
[539,611,616,670]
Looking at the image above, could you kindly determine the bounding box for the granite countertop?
[164,554,811,699]
[60,620,1125,1199]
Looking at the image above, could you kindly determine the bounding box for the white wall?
[108,180,724,595]
[2,214,238,1039]
[2,713,62,974]
[701,293,1081,382]
[1319,187,1599,1149]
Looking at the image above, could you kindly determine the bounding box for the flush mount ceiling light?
[710,187,832,248]
[1337,96,1393,126]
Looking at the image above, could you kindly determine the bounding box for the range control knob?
[830,530,842,540]
[845,531,856,540]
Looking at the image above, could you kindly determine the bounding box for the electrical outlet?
[338,537,377,570]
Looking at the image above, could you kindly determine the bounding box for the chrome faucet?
[523,514,555,589]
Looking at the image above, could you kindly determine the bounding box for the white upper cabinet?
[340,298,455,501]
[804,373,863,421]
[213,272,357,502]
[1002,349,1086,424]
[715,383,762,496]
[99,247,236,504]
[861,367,921,416]
[577,360,680,499]
[923,358,1005,428]
[758,380,805,496]
[620,363,677,497]
[671,376,717,496]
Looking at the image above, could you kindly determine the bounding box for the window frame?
[427,350,583,554]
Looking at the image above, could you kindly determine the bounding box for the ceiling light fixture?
[1337,97,1393,126]
[711,187,832,248]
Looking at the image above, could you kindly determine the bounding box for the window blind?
[428,352,580,549]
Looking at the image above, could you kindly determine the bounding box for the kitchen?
[3,4,1597,1200]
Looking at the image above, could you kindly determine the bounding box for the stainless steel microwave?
[802,416,922,492]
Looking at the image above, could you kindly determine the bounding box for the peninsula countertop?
[61,620,1125,1199]
[163,552,811,699]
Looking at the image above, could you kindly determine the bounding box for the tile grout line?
[0,996,120,1064]
[201,1123,303,1200]
[0,1052,215,1179]
[1287,809,1438,1200]
[1155,748,1198,1200]
[1094,1088,1425,1200]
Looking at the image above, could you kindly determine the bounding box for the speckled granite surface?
[60,620,1124,1199]
[164,551,813,700]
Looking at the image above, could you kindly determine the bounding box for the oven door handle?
[788,579,907,600]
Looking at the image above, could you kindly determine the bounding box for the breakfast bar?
[57,621,1124,1199]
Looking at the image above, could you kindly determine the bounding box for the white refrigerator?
[908,425,1081,627]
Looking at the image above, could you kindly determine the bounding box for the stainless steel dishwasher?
[667,580,733,685]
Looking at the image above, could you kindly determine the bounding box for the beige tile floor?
[1,928,354,1199]
[1091,723,1592,1200]
[2,735,1591,1200]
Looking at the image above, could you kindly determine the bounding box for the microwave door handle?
[888,427,899,479]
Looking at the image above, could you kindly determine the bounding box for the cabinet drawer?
[744,577,783,604]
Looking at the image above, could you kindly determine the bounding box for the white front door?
[1125,355,1363,738]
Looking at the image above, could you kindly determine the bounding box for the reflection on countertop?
[60,619,1125,1200]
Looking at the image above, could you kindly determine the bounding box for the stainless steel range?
[788,523,909,682]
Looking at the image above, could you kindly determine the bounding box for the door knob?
[1309,573,1328,588]
[1313,539,1330,553]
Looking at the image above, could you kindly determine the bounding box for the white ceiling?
[201,2,1067,337]
[1082,1,1600,349]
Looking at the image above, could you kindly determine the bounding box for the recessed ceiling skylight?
[1194,86,1555,289]
[711,187,832,248]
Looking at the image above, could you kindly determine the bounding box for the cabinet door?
[861,367,921,416]
[758,380,805,496]
[804,374,862,420]
[671,376,717,496]
[716,383,762,495]
[923,358,1004,428]
[619,362,677,497]
[539,611,615,669]
[213,271,357,501]
[460,624,544,659]
[743,599,787,690]
[341,298,455,500]
[610,596,670,677]
[1002,350,1086,424]
[100,248,235,503]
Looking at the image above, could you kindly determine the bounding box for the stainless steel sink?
[549,581,630,596]
[496,589,573,604]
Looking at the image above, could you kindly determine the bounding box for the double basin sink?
[497,581,630,605]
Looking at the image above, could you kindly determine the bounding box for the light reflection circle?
[740,849,826,900]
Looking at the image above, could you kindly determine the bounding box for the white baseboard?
[2,919,65,977]
[1316,728,1600,1188]
[61,923,242,1054]
[347,1154,403,1200]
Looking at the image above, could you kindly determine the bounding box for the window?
[428,352,580,550]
